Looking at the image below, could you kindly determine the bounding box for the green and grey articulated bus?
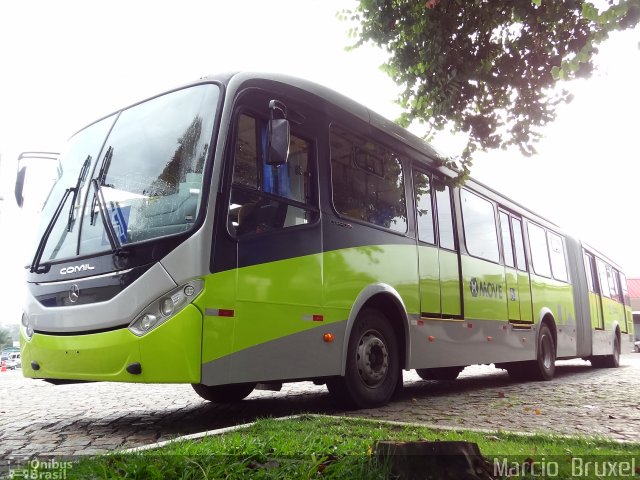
[16,73,634,408]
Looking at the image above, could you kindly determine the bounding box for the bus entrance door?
[499,212,533,322]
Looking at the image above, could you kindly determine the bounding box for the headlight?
[22,312,34,340]
[128,279,203,336]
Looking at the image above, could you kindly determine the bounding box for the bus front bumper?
[20,304,202,383]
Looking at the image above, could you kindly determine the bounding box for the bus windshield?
[33,83,220,264]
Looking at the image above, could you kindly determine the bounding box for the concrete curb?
[120,412,637,454]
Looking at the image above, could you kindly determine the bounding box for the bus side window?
[596,258,611,298]
[413,171,435,244]
[434,182,455,250]
[583,252,596,293]
[460,189,499,262]
[547,231,568,282]
[499,212,515,268]
[229,113,315,236]
[330,125,407,233]
[528,222,552,278]
[511,217,527,271]
[607,265,622,303]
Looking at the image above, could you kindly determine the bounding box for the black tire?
[529,324,556,380]
[327,308,400,409]
[591,334,620,368]
[192,383,256,403]
[505,325,556,381]
[416,366,463,381]
[504,361,530,381]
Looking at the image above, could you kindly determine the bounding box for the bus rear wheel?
[505,324,556,381]
[192,383,256,403]
[416,367,463,381]
[590,334,620,368]
[327,308,400,409]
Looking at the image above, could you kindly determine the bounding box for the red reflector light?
[218,309,234,317]
[428,336,435,342]
[313,315,324,322]
[467,323,473,329]
[487,336,493,342]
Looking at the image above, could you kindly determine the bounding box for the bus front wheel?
[327,308,400,409]
[192,383,256,404]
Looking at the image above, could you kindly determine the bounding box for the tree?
[0,328,12,351]
[345,0,640,183]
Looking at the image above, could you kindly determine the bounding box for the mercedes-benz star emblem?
[69,284,80,303]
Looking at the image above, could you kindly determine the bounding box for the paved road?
[1,354,639,459]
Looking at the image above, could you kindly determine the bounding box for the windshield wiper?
[66,155,91,232]
[88,146,123,254]
[90,146,113,226]
[90,177,122,254]
[30,188,74,273]
[30,154,94,273]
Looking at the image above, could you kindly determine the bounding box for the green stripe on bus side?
[529,274,575,325]
[601,297,626,331]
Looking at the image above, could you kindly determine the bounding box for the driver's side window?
[229,113,316,236]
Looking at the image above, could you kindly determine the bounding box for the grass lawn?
[17,415,640,479]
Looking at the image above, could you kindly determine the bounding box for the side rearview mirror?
[14,151,61,209]
[14,166,26,208]
[266,100,290,166]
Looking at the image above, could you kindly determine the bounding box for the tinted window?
[414,171,435,244]
[435,184,455,250]
[499,212,515,268]
[528,223,551,277]
[229,113,316,236]
[460,189,499,262]
[547,231,568,282]
[331,125,407,233]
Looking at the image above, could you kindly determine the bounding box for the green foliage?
[0,328,12,351]
[346,0,640,183]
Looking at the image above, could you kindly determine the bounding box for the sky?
[0,1,639,324]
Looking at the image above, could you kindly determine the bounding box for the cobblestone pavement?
[1,354,638,458]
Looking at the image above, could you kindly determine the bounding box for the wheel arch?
[340,283,410,375]
[537,308,558,357]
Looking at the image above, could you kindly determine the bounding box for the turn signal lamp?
[129,279,203,336]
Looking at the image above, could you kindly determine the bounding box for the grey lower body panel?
[200,321,346,386]
[408,317,538,369]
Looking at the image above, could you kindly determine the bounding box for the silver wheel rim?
[356,330,389,387]
[541,334,553,370]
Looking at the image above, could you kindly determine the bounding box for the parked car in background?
[6,352,21,369]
